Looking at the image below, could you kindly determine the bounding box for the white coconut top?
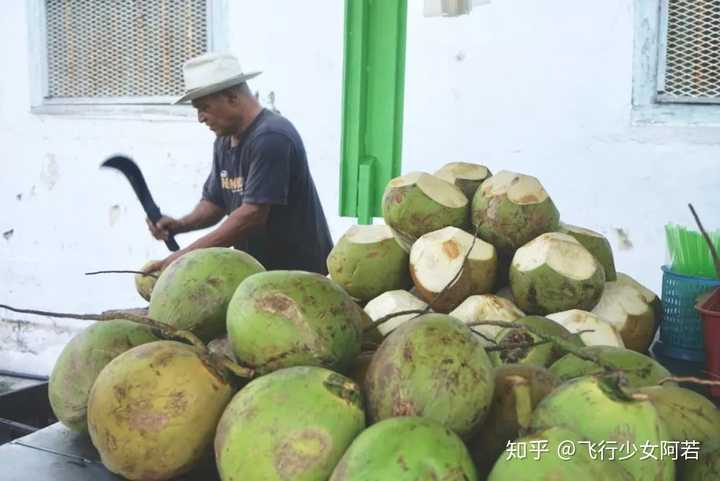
[345,224,395,244]
[616,273,657,304]
[364,290,429,335]
[450,295,524,323]
[592,281,651,328]
[479,170,549,205]
[512,232,598,280]
[410,227,496,292]
[434,162,490,182]
[547,309,625,348]
[561,223,603,239]
[389,172,468,208]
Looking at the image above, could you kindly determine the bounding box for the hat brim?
[174,71,262,104]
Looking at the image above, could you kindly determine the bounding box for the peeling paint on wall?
[109,204,122,226]
[614,228,634,250]
[40,154,60,190]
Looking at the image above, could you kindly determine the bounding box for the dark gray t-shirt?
[202,109,333,274]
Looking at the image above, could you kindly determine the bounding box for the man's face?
[192,93,239,137]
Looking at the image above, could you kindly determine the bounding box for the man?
[145,52,333,274]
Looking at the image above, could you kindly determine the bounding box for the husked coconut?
[135,260,160,301]
[227,271,362,375]
[530,376,675,481]
[559,222,617,281]
[87,341,234,481]
[471,171,560,253]
[382,172,469,251]
[410,227,497,312]
[434,162,492,199]
[364,290,429,336]
[329,417,477,481]
[547,309,625,347]
[365,314,495,439]
[450,294,524,345]
[592,272,659,353]
[510,232,605,315]
[327,224,411,301]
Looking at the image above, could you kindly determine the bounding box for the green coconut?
[135,260,160,301]
[510,232,605,315]
[547,309,625,347]
[382,172,469,251]
[434,162,492,200]
[683,443,720,480]
[49,320,158,433]
[87,341,234,481]
[449,294,525,346]
[530,375,675,481]
[410,227,497,312]
[559,222,617,281]
[491,315,584,368]
[148,247,265,341]
[365,313,494,439]
[549,345,672,388]
[487,426,634,481]
[227,271,362,375]
[471,170,560,254]
[329,417,477,481]
[592,272,660,353]
[215,366,365,481]
[636,385,720,446]
[327,224,411,301]
[363,290,429,336]
[347,351,375,391]
[470,365,559,479]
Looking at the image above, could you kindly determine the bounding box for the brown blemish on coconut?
[442,239,461,259]
[274,428,331,480]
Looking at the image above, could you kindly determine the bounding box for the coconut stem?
[1,303,256,380]
[660,376,720,387]
[507,376,533,431]
[85,270,160,279]
[466,320,616,371]
[0,304,207,350]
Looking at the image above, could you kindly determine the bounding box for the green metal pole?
[339,0,408,225]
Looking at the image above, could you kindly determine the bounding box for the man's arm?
[183,202,269,249]
[146,200,225,241]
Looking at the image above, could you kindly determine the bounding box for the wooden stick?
[85,270,159,279]
[689,203,720,279]
[659,376,720,387]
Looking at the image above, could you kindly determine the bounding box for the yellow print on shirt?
[220,170,244,193]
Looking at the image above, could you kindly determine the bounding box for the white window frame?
[27,0,228,119]
[633,0,720,125]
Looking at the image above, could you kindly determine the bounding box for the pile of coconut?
[327,162,660,356]
[31,161,720,481]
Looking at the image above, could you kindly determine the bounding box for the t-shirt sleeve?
[201,141,225,208]
[242,133,292,205]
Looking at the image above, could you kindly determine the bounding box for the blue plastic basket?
[658,266,720,362]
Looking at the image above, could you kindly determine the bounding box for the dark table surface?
[0,423,220,481]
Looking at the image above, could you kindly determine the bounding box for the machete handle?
[165,236,180,252]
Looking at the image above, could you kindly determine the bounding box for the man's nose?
[197,111,206,123]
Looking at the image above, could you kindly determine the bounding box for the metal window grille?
[658,0,720,104]
[45,0,208,101]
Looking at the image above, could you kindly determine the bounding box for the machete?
[101,155,180,252]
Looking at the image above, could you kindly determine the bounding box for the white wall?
[1,0,719,374]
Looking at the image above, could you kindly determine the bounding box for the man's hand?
[144,250,186,274]
[146,216,183,241]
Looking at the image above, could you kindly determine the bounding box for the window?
[658,0,720,104]
[28,0,227,115]
[633,0,720,124]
